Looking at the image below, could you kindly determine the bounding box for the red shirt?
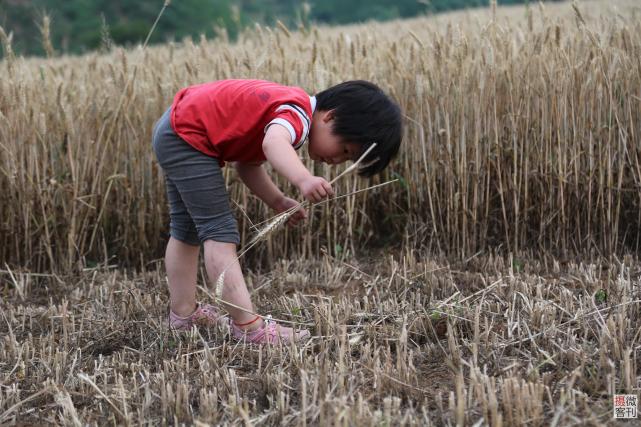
[170,79,316,166]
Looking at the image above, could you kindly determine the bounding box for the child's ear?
[322,109,335,123]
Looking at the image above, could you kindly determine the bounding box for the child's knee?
[203,240,239,271]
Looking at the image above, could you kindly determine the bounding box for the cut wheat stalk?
[251,179,398,228]
[77,373,127,421]
[0,386,53,424]
[235,142,377,260]
[211,143,378,320]
[244,143,378,245]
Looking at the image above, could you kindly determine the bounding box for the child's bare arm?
[262,124,333,202]
[234,162,285,210]
[234,161,308,225]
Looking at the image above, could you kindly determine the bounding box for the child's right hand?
[297,175,334,203]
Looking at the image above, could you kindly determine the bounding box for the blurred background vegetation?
[0,0,540,57]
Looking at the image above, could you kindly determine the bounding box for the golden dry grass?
[1,251,639,425]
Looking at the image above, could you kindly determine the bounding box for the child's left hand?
[274,197,307,226]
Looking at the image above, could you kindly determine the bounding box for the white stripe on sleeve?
[265,118,297,144]
[274,104,311,148]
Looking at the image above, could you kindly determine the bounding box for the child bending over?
[152,79,402,344]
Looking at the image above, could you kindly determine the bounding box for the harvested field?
[1,252,640,425]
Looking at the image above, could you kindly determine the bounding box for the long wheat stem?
[213,144,378,311]
[86,1,170,260]
[226,143,378,268]
[252,179,398,228]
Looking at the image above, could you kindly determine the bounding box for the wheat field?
[1,0,640,425]
[1,0,640,271]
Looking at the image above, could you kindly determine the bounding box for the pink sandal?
[169,303,227,331]
[230,315,311,344]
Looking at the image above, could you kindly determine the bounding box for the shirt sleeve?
[264,103,311,150]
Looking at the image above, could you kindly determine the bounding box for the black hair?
[314,80,403,177]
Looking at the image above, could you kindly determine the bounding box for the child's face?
[308,110,361,165]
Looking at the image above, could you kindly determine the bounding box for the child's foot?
[169,303,227,331]
[230,316,311,344]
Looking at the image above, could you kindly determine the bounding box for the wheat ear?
[215,271,225,300]
[252,179,398,229]
[239,143,378,258]
[212,143,378,314]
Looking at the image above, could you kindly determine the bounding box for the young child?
[152,79,402,344]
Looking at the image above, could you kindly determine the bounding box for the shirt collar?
[310,96,317,114]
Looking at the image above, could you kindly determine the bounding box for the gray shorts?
[152,107,240,246]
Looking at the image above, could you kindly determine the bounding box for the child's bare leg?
[203,240,258,328]
[165,236,200,317]
[202,239,311,342]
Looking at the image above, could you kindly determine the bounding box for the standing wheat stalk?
[39,14,55,58]
[0,26,15,70]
